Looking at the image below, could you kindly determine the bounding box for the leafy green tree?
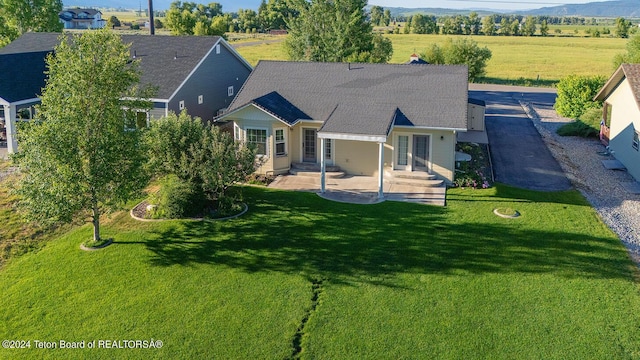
[370,5,383,26]
[523,16,536,36]
[107,15,121,28]
[421,38,492,82]
[482,15,496,36]
[613,33,640,68]
[144,110,257,212]
[467,12,481,35]
[13,30,154,242]
[554,75,606,118]
[616,17,631,38]
[500,17,511,36]
[165,1,224,35]
[237,9,259,33]
[1,0,62,44]
[540,20,549,36]
[510,19,520,36]
[285,0,392,63]
[383,9,391,27]
[258,0,293,31]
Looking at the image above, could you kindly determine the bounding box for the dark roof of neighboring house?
[59,9,101,20]
[595,64,640,110]
[0,51,49,103]
[468,97,485,107]
[226,60,468,137]
[0,32,251,101]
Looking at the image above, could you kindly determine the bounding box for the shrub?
[453,143,491,189]
[554,75,605,118]
[557,107,602,137]
[149,175,202,219]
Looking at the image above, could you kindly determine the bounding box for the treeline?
[161,1,636,39]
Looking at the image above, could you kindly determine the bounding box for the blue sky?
[367,0,595,11]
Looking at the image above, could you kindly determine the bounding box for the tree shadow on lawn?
[141,187,634,286]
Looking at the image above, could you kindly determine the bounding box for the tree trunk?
[92,200,100,241]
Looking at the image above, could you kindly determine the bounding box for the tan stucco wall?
[606,78,640,181]
[388,128,456,183]
[224,106,457,182]
[226,106,291,175]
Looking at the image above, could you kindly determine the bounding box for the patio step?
[291,162,341,172]
[289,169,346,178]
[290,163,345,178]
[390,177,444,188]
[389,170,437,181]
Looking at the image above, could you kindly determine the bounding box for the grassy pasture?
[1,185,640,358]
[235,34,627,85]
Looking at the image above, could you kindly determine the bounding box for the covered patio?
[268,173,446,206]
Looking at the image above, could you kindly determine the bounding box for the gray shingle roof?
[252,91,311,125]
[0,51,49,103]
[595,64,640,107]
[227,60,468,137]
[0,33,248,100]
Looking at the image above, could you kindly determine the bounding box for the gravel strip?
[521,101,640,263]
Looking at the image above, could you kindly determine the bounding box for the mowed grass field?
[235,34,627,85]
[1,185,640,358]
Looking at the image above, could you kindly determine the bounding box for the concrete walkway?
[268,174,446,206]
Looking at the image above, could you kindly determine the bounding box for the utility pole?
[149,0,155,35]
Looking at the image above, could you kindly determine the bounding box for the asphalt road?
[469,84,572,192]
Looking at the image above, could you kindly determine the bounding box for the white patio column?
[378,141,384,199]
[4,105,18,154]
[320,138,326,194]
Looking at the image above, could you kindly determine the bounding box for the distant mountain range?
[63,0,640,18]
[519,0,640,17]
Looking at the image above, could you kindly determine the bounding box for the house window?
[228,86,234,97]
[179,100,185,110]
[324,139,332,160]
[198,95,203,104]
[275,128,286,156]
[603,103,612,127]
[234,123,242,141]
[247,128,267,156]
[633,131,639,151]
[215,44,221,54]
[397,135,409,166]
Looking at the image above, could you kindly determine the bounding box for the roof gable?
[252,91,311,125]
[227,61,468,137]
[0,51,49,104]
[595,64,640,110]
[0,33,252,101]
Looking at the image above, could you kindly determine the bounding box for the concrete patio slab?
[621,182,640,194]
[602,159,626,170]
[268,174,446,206]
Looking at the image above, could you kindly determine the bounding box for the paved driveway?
[469,84,572,192]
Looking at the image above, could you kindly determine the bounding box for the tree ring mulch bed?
[80,238,113,251]
[130,200,248,222]
[493,208,521,219]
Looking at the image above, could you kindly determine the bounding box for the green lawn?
[236,34,627,85]
[1,185,639,359]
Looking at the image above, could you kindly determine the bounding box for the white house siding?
[607,78,640,180]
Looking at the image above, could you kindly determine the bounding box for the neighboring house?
[0,32,253,154]
[594,63,640,181]
[0,51,49,153]
[59,9,106,29]
[216,60,469,198]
